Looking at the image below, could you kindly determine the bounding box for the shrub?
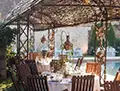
[0,23,16,48]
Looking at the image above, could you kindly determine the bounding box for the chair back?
[8,68,20,91]
[36,62,51,73]
[71,75,94,91]
[86,62,101,76]
[114,72,120,81]
[27,75,49,91]
[104,81,120,91]
[28,52,41,60]
[17,63,31,86]
[24,60,39,75]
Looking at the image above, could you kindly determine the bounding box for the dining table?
[42,72,101,91]
[35,58,100,91]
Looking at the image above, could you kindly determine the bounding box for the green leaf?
[0,23,17,48]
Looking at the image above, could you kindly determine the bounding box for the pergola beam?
[42,4,120,8]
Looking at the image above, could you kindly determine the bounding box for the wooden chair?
[114,72,120,81]
[8,68,20,91]
[24,60,39,75]
[104,81,120,91]
[86,62,101,76]
[115,81,120,91]
[17,63,31,90]
[63,75,95,91]
[27,75,49,91]
[7,57,22,91]
[36,62,51,73]
[28,52,41,60]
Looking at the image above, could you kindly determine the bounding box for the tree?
[115,38,120,56]
[107,23,116,47]
[0,23,16,79]
[88,23,115,55]
[88,23,102,55]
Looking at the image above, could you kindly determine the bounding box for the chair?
[114,72,120,81]
[28,52,41,60]
[36,62,51,73]
[7,57,22,91]
[72,75,95,91]
[17,63,31,90]
[8,68,20,91]
[24,60,39,75]
[104,81,120,91]
[27,75,49,91]
[64,75,95,91]
[86,62,101,76]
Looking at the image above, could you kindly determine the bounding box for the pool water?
[105,61,120,76]
[81,61,120,81]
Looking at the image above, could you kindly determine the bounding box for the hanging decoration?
[41,35,46,43]
[64,35,73,50]
[95,23,106,64]
[48,29,55,57]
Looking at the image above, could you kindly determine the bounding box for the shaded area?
[0,78,24,91]
[5,0,120,30]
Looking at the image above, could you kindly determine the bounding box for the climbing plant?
[88,23,115,55]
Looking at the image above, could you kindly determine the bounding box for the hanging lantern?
[41,35,46,43]
[64,35,73,50]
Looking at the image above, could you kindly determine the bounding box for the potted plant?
[0,23,16,79]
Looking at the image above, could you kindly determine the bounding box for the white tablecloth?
[48,78,71,91]
[36,63,51,73]
[36,58,51,73]
[48,75,100,91]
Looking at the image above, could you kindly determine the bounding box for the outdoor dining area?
[14,54,100,91]
[1,0,120,91]
[9,50,120,91]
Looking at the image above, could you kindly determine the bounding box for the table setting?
[34,54,101,91]
[40,68,100,91]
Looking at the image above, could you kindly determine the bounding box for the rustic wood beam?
[42,4,120,8]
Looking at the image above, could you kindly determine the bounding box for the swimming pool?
[81,60,120,81]
[105,61,120,76]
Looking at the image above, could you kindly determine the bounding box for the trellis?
[4,0,120,81]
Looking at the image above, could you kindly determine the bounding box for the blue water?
[83,60,120,77]
[105,61,120,76]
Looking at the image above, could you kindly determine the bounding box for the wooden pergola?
[4,0,120,81]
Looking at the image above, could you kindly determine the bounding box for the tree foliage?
[88,23,116,55]
[0,23,17,48]
[107,23,116,47]
[115,38,120,47]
